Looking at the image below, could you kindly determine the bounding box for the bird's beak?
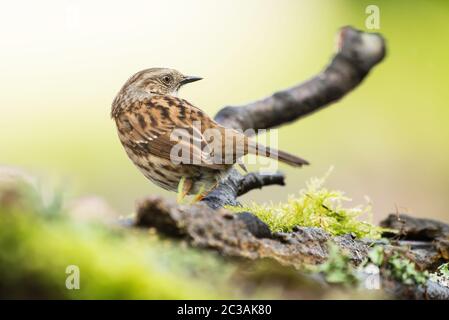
[180,76,203,86]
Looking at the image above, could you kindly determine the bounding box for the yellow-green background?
[1,0,448,222]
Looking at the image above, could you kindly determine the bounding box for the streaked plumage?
[111,68,308,196]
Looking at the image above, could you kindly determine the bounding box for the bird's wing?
[116,95,226,169]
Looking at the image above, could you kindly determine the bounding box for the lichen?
[429,263,449,287]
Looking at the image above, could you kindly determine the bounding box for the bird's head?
[123,68,202,96]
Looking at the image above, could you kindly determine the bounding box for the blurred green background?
[1,0,448,222]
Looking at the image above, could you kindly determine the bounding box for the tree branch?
[133,27,449,299]
[202,26,386,207]
[214,26,385,132]
[202,169,285,209]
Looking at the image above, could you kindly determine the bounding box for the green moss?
[0,210,239,299]
[367,246,384,266]
[317,242,358,285]
[0,175,241,299]
[387,253,429,285]
[227,171,391,238]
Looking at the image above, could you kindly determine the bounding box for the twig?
[238,172,285,196]
[202,170,285,209]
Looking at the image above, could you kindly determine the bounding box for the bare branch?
[214,26,386,132]
[203,26,386,205]
[237,172,285,196]
[202,169,285,209]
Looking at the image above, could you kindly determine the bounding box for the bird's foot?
[190,184,206,204]
[177,177,192,204]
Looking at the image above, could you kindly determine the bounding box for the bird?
[111,68,309,201]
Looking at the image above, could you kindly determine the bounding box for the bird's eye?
[162,75,173,84]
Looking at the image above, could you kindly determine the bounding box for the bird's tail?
[247,142,309,167]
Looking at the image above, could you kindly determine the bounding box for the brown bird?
[111,68,308,200]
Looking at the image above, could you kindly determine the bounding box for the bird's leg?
[177,177,192,204]
[190,184,206,204]
[191,182,220,204]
